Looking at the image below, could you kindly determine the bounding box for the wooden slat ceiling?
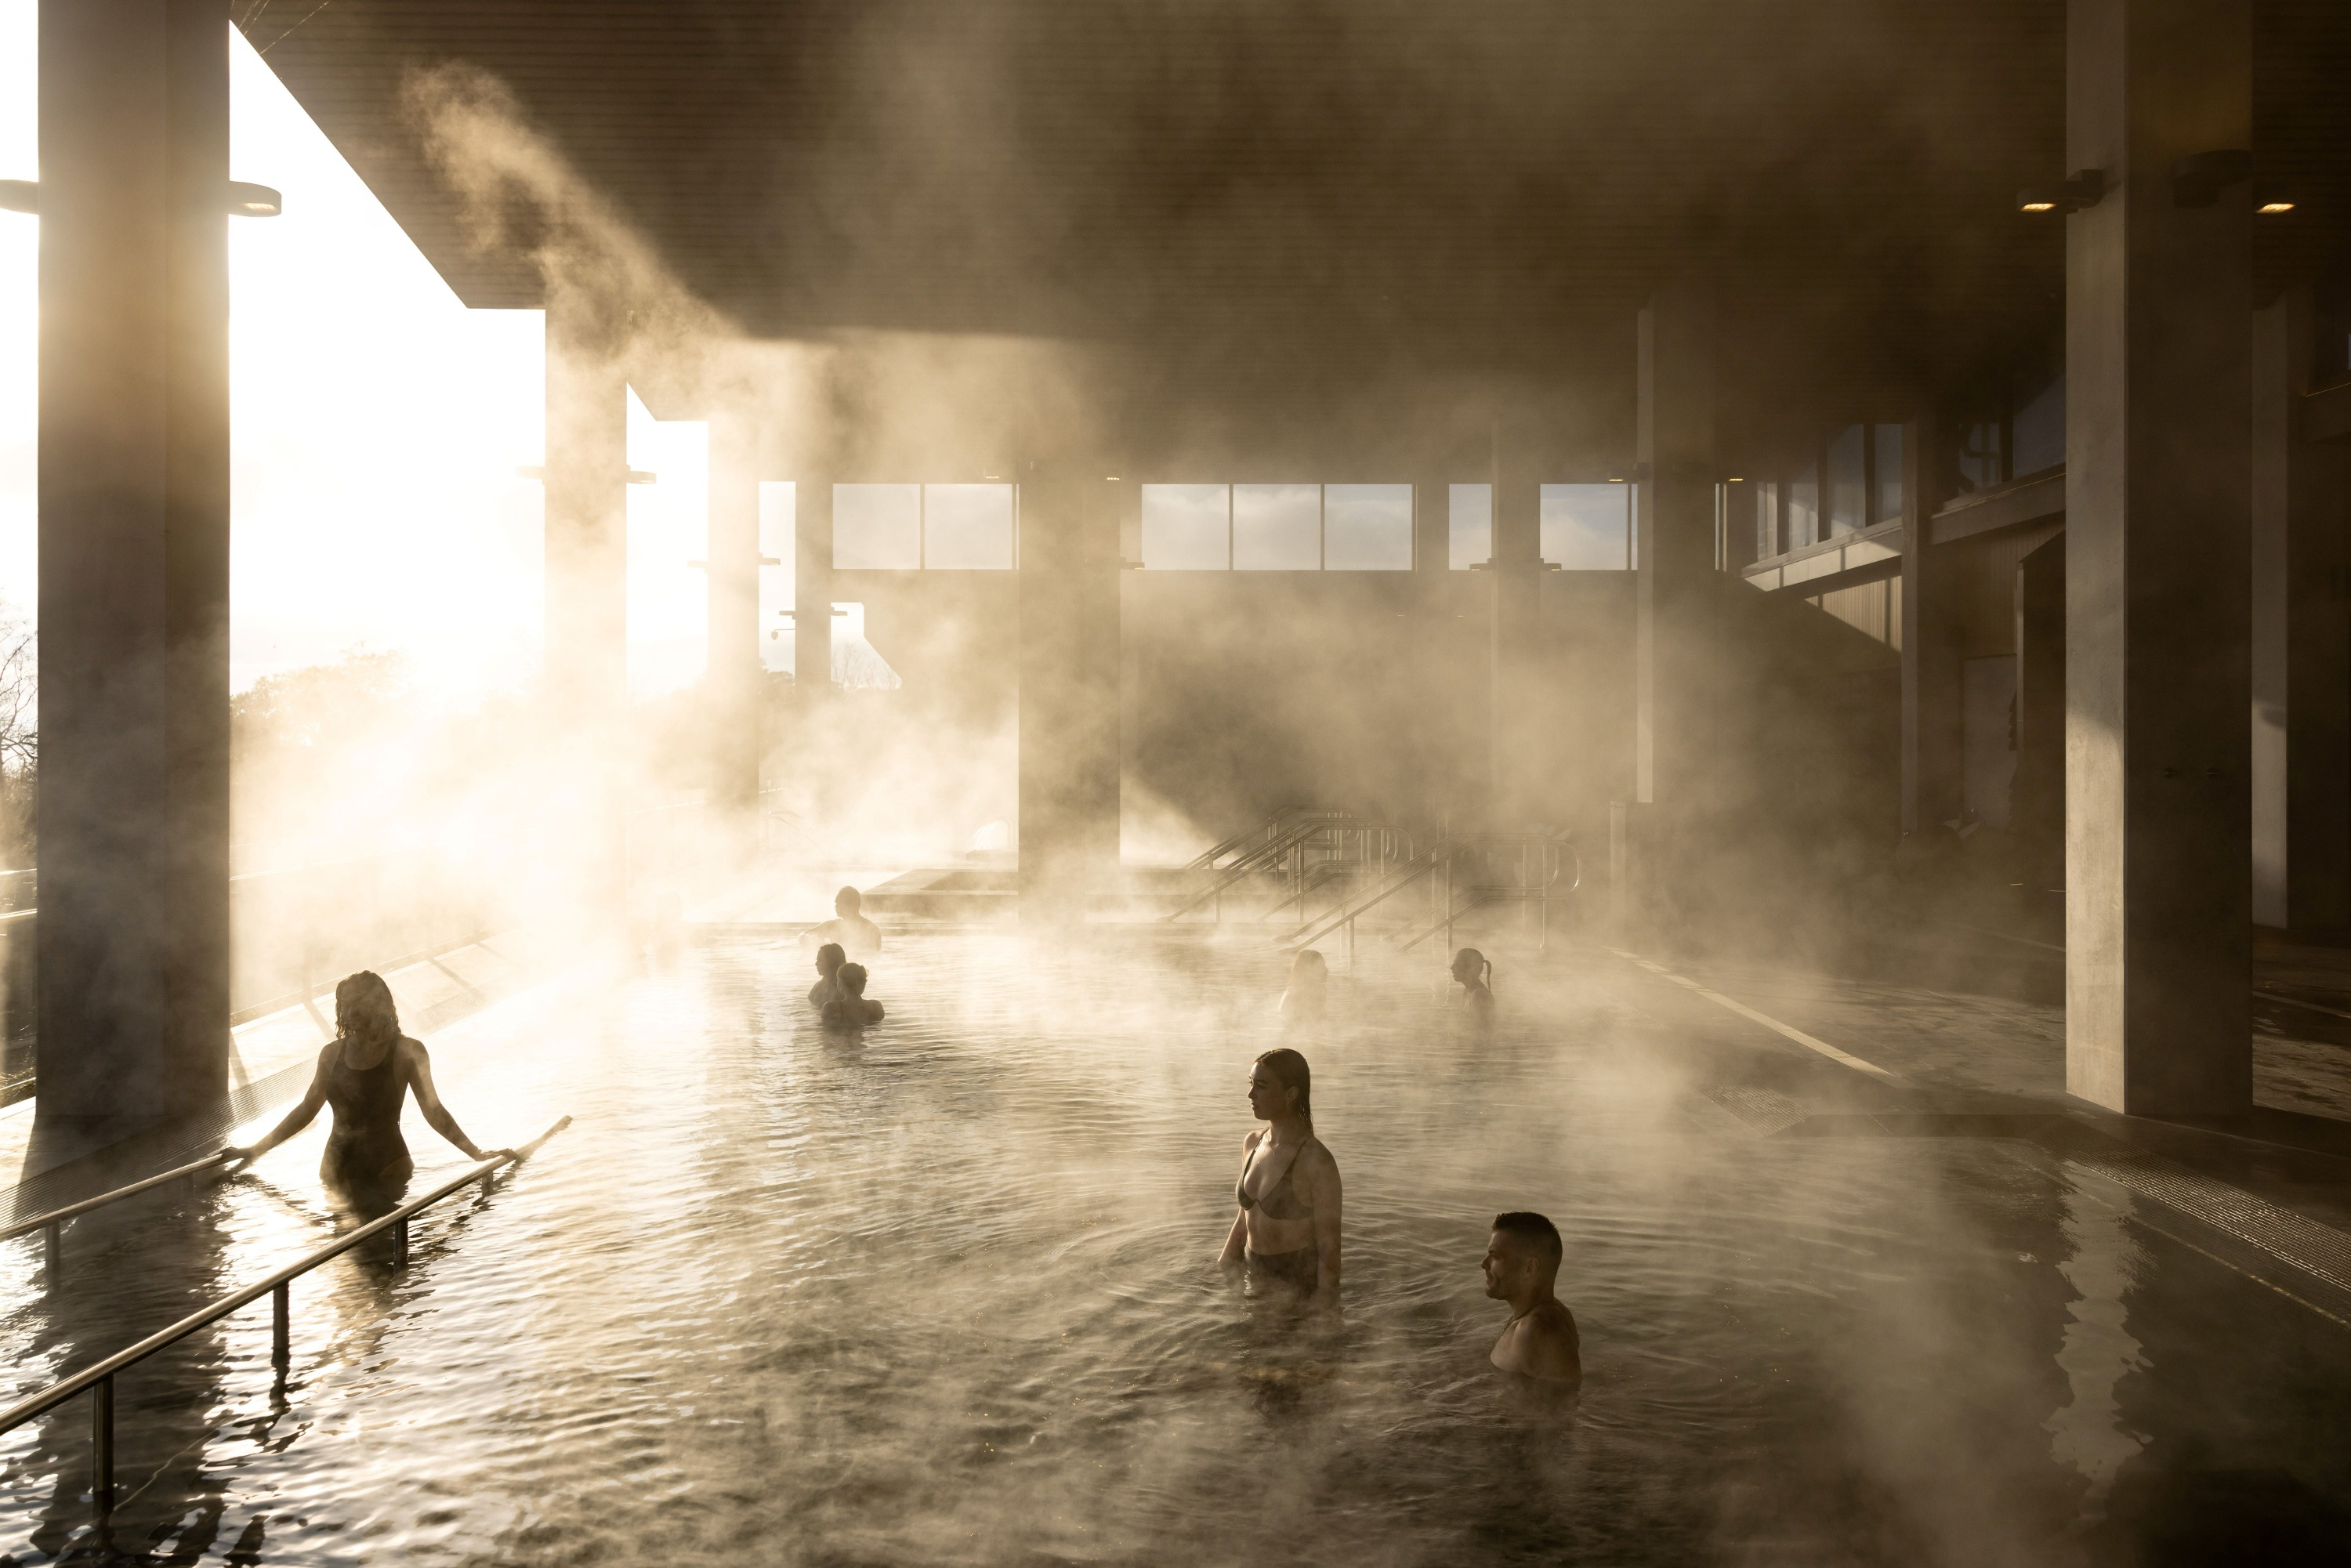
[233,0,2350,397]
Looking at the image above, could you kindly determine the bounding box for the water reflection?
[2044,1174,2149,1521]
[0,934,2339,1563]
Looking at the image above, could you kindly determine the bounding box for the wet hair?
[1491,1211,1563,1267]
[835,885,863,914]
[838,962,868,998]
[1452,947,1493,988]
[335,971,400,1045]
[1252,1047,1313,1127]
[816,942,846,976]
[1289,949,1327,983]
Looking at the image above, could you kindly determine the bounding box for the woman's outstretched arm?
[404,1041,508,1161]
[229,1047,334,1164]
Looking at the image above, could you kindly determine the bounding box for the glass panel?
[1756,482,1778,559]
[1449,483,1492,569]
[832,483,921,569]
[1323,484,1413,570]
[1232,483,1321,570]
[1539,483,1631,570]
[1827,425,1866,536]
[758,481,795,673]
[1139,483,1230,569]
[922,483,1014,569]
[1871,425,1904,525]
[2012,375,2065,476]
[1786,464,1820,549]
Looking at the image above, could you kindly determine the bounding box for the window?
[1323,485,1414,570]
[1449,483,1492,568]
[832,483,921,569]
[1786,464,1820,549]
[1140,483,1230,569]
[923,483,1015,569]
[1539,483,1632,570]
[1754,482,1780,559]
[1872,425,1904,524]
[1232,484,1321,570]
[2011,377,2065,477]
[1828,425,1867,537]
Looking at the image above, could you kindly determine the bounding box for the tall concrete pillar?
[1489,429,1544,824]
[1635,284,1718,810]
[1017,463,1120,922]
[794,476,833,701]
[2065,0,2252,1114]
[36,0,232,1130]
[1900,417,1964,839]
[1629,284,1717,936]
[706,414,763,810]
[543,299,629,922]
[2250,287,2349,932]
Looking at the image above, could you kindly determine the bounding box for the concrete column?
[2065,0,2252,1114]
[1635,283,1718,811]
[1414,476,1451,575]
[35,0,232,1130]
[543,300,629,922]
[705,415,763,810]
[794,476,833,701]
[2251,287,2349,932]
[1489,429,1544,824]
[1900,417,1964,838]
[1017,463,1120,921]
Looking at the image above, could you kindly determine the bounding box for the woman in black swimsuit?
[1218,1047,1342,1302]
[230,971,508,1197]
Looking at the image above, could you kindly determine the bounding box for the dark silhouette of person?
[1281,948,1328,1023]
[810,885,882,957]
[820,962,886,1027]
[230,971,509,1197]
[809,941,847,1007]
[1452,947,1495,1022]
[1483,1211,1581,1384]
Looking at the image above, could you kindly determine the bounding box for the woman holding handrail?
[230,971,509,1195]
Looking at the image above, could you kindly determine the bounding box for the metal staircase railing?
[1167,809,1416,924]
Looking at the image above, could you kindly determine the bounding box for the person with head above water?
[820,962,886,1027]
[1218,1048,1342,1303]
[1280,948,1327,1023]
[229,971,509,1193]
[1451,947,1494,1021]
[809,942,847,1007]
[1483,1211,1581,1385]
[811,885,882,957]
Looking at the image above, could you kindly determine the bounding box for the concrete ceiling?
[234,0,2351,444]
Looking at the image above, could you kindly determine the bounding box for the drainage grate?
[1703,1084,1812,1137]
[2073,1155,2351,1298]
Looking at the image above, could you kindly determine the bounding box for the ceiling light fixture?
[2017,168,2106,215]
[2259,201,2296,215]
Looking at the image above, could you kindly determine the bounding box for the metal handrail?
[1284,849,1444,951]
[0,1114,571,1512]
[0,1151,239,1279]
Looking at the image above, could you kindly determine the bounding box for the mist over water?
[0,932,2332,1564]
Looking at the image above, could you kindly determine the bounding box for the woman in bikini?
[230,970,509,1199]
[1217,1047,1342,1303]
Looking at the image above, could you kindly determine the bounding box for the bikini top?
[1237,1134,1316,1221]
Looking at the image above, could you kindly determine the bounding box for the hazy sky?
[0,5,713,698]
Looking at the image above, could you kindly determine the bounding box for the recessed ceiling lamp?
[2259,201,2296,215]
[2017,168,2106,215]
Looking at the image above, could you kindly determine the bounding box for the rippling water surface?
[1,930,2347,1564]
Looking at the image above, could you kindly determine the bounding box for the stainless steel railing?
[0,1150,240,1280]
[0,1114,571,1513]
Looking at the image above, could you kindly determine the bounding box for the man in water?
[811,885,882,957]
[1482,1211,1581,1384]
